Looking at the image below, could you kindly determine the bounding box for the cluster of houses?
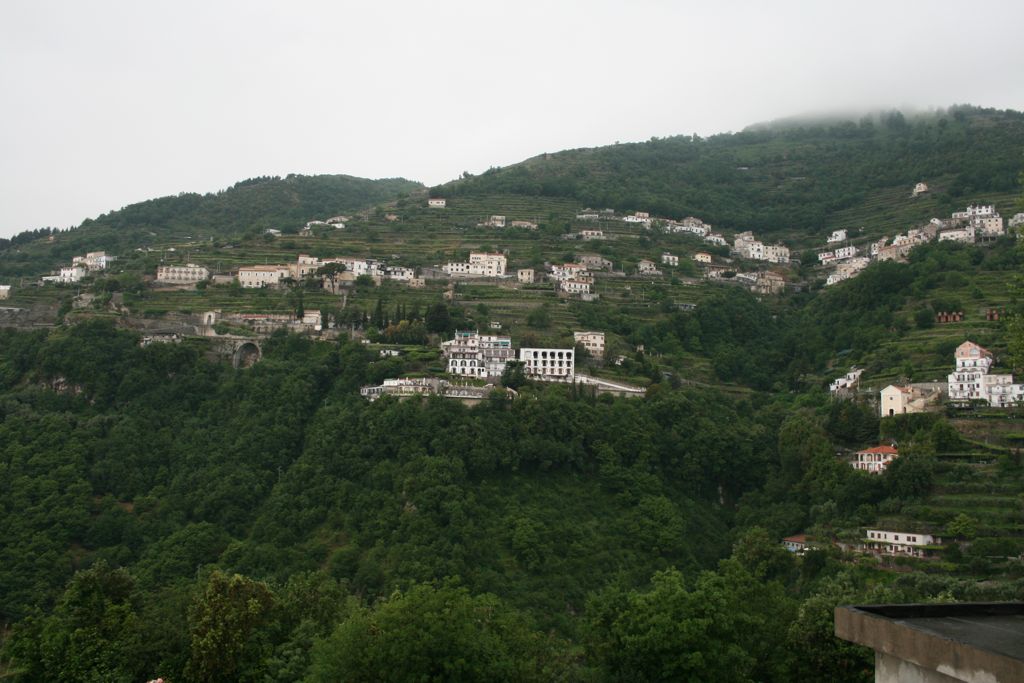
[440,329,605,382]
[359,377,497,402]
[660,216,728,247]
[234,254,418,290]
[822,201,1010,287]
[732,231,791,264]
[362,329,608,401]
[832,340,1023,415]
[783,529,942,560]
[41,251,116,284]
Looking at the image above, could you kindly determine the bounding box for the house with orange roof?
[852,445,899,474]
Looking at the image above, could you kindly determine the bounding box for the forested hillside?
[435,106,1024,239]
[2,319,1024,681]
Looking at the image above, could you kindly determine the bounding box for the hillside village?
[4,106,1024,683]
[2,121,1024,592]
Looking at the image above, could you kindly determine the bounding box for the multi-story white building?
[550,263,589,282]
[559,279,592,296]
[912,182,929,196]
[518,347,575,382]
[579,229,605,240]
[852,445,899,474]
[73,251,116,271]
[0,285,10,300]
[947,340,1023,407]
[827,229,848,243]
[833,245,858,260]
[952,205,997,220]
[486,215,506,228]
[704,233,727,246]
[238,265,290,288]
[661,252,679,267]
[443,252,507,278]
[428,198,446,208]
[574,331,605,359]
[156,263,210,284]
[864,529,939,558]
[59,265,88,283]
[442,331,515,378]
[517,268,535,284]
[693,252,712,264]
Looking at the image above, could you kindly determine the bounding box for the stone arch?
[233,341,261,369]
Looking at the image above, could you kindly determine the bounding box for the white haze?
[1,0,1023,237]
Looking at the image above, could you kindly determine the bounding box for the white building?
[1009,213,1024,229]
[444,252,507,278]
[73,251,116,271]
[519,347,575,382]
[637,259,661,275]
[912,182,929,197]
[56,265,88,283]
[517,268,535,284]
[0,285,10,300]
[952,205,996,220]
[238,265,290,288]
[559,279,592,296]
[827,229,848,243]
[704,233,727,246]
[510,220,538,229]
[864,529,939,557]
[852,445,899,474]
[486,215,506,228]
[574,331,605,359]
[947,340,1024,407]
[550,263,589,282]
[661,252,679,267]
[579,229,605,240]
[833,245,858,260]
[428,198,446,208]
[829,368,863,394]
[156,263,210,284]
[734,231,789,263]
[693,252,712,264]
[442,331,515,378]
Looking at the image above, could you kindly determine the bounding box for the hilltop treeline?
[0,174,422,276]
[436,106,1024,236]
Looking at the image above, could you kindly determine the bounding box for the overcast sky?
[2,0,1023,238]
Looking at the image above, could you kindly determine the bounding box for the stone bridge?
[209,336,263,369]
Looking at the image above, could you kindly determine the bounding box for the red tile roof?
[857,445,898,455]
